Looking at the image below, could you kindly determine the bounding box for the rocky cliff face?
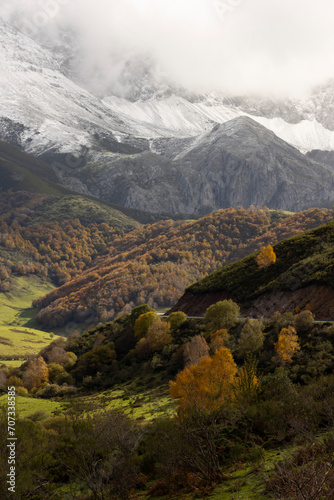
[67,117,334,214]
[306,149,334,168]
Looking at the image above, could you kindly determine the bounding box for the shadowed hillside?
[172,218,334,319]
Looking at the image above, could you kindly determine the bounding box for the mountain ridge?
[70,117,334,214]
[1,21,334,157]
[2,22,334,216]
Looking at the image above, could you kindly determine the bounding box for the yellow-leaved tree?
[256,244,276,269]
[275,326,300,364]
[169,346,237,419]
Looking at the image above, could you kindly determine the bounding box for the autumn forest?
[1,189,334,329]
[2,187,334,499]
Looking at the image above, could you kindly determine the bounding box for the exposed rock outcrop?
[171,285,334,321]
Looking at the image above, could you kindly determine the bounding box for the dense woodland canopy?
[33,206,334,328]
[0,190,334,328]
[0,190,127,289]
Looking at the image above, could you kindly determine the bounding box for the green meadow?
[0,381,174,426]
[0,394,64,418]
[0,275,54,328]
[136,446,298,500]
[0,359,24,369]
[0,275,60,363]
[0,276,54,327]
[0,326,58,359]
[81,381,177,422]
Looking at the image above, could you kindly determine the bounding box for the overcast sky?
[1,0,334,97]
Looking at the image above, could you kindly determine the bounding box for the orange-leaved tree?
[256,244,276,269]
[275,326,300,364]
[146,321,172,352]
[23,356,49,390]
[169,346,237,419]
[209,329,230,355]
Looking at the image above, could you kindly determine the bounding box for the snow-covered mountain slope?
[1,21,334,159]
[253,117,334,153]
[103,95,334,152]
[0,23,143,158]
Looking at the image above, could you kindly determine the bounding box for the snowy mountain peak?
[1,21,334,165]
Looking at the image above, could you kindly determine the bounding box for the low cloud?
[1,0,334,97]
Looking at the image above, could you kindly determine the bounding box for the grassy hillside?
[0,275,60,365]
[0,394,64,418]
[28,194,139,227]
[188,218,334,301]
[0,139,190,224]
[0,275,54,328]
[0,159,64,196]
[0,139,82,195]
[0,326,58,359]
[74,379,177,422]
[0,184,139,230]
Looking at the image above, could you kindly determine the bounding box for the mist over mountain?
[2,0,334,97]
[1,5,334,215]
